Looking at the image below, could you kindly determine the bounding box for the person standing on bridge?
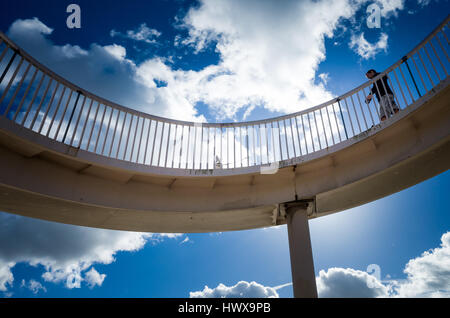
[365,69,399,122]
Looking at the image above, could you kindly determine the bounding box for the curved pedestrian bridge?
[0,18,448,233]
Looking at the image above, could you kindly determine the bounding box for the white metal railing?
[0,16,448,171]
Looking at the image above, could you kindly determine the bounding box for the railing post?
[337,99,349,139]
[0,50,17,85]
[402,56,422,98]
[63,90,81,144]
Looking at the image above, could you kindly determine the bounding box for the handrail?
[0,16,448,170]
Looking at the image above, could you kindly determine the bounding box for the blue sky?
[0,0,449,298]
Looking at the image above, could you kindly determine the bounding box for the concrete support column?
[286,204,318,298]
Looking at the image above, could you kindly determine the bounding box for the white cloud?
[317,267,391,297]
[0,261,14,292]
[111,23,162,44]
[84,268,106,289]
[103,44,127,60]
[4,1,409,125]
[316,231,450,297]
[0,212,182,293]
[173,0,358,118]
[7,18,203,122]
[180,237,192,245]
[197,232,450,298]
[393,231,450,297]
[190,281,279,298]
[21,279,47,294]
[349,32,389,59]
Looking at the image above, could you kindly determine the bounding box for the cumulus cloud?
[317,267,391,297]
[194,232,450,298]
[6,1,388,124]
[21,279,47,294]
[349,32,389,59]
[110,23,162,44]
[190,281,279,298]
[84,268,106,289]
[0,212,182,293]
[393,231,450,297]
[7,18,202,122]
[4,0,410,124]
[174,0,358,118]
[317,231,450,297]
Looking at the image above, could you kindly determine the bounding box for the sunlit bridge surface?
[0,17,448,236]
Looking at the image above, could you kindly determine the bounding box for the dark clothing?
[370,74,393,101]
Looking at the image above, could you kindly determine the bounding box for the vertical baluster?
[3,62,31,118]
[240,126,243,167]
[347,96,361,133]
[30,78,53,131]
[143,119,152,165]
[200,125,204,169]
[86,101,100,151]
[235,127,237,168]
[164,123,171,167]
[0,56,24,106]
[192,124,197,169]
[423,44,441,81]
[271,122,276,161]
[62,90,82,143]
[352,94,368,130]
[157,121,165,166]
[212,126,216,168]
[136,117,145,163]
[116,111,127,159]
[107,109,120,157]
[417,49,434,87]
[319,108,329,148]
[0,45,9,65]
[246,126,249,167]
[301,115,308,154]
[266,123,270,162]
[330,102,342,141]
[277,121,282,160]
[342,99,355,137]
[312,111,322,150]
[101,106,115,155]
[79,98,94,149]
[307,113,315,152]
[429,39,447,76]
[178,124,184,168]
[37,82,60,134]
[325,106,335,146]
[392,68,408,107]
[185,125,191,169]
[0,50,18,85]
[294,116,303,156]
[411,54,429,93]
[69,94,87,146]
[398,65,415,103]
[130,116,140,162]
[94,104,107,154]
[172,124,178,168]
[283,120,290,159]
[13,68,38,122]
[338,98,361,135]
[435,33,449,63]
